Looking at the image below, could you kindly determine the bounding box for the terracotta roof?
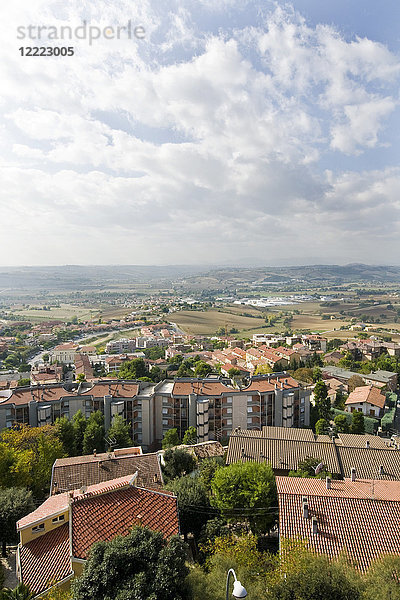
[244,376,300,393]
[51,452,163,494]
[345,385,386,409]
[336,433,388,449]
[172,380,233,396]
[277,476,400,571]
[2,381,139,406]
[17,495,69,530]
[71,486,179,559]
[19,523,72,595]
[227,426,400,480]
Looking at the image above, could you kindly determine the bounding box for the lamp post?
[226,568,247,600]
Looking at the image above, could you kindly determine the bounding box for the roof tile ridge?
[135,486,177,499]
[72,477,133,502]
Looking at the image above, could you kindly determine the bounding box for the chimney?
[379,465,384,475]
[351,467,356,482]
[326,476,332,490]
[303,502,309,519]
[366,440,370,449]
[93,448,97,457]
[312,517,318,534]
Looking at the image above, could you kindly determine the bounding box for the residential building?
[51,343,78,365]
[322,366,398,391]
[0,375,310,450]
[226,425,400,479]
[17,476,179,597]
[345,385,386,418]
[277,476,400,571]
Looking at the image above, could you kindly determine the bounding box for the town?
[1,264,400,599]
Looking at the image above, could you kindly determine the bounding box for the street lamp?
[226,568,247,600]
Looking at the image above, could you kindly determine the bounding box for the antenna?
[104,436,117,452]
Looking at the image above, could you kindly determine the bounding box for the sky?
[1,0,400,267]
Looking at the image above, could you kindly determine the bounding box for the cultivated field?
[172,309,266,335]
[9,303,100,323]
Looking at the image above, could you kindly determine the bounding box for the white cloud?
[0,2,399,265]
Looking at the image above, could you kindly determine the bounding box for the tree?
[363,555,400,600]
[351,410,365,434]
[163,448,196,481]
[334,390,346,410]
[198,457,225,492]
[0,583,34,600]
[106,415,133,449]
[118,358,149,380]
[72,410,87,456]
[162,428,181,449]
[292,368,314,383]
[82,411,105,455]
[71,526,189,600]
[0,426,65,497]
[17,378,31,387]
[315,418,329,435]
[168,475,211,538]
[194,361,212,377]
[228,367,241,377]
[334,414,349,433]
[348,375,365,393]
[266,545,361,600]
[288,457,331,479]
[0,488,35,556]
[211,462,277,534]
[182,426,197,445]
[55,416,75,456]
[313,380,331,422]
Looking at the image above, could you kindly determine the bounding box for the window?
[226,407,232,414]
[247,407,252,413]
[162,419,169,425]
[52,515,65,524]
[226,397,232,404]
[162,408,168,414]
[32,523,45,533]
[226,418,232,426]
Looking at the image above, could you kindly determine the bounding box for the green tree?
[351,410,365,434]
[315,418,329,435]
[334,390,346,410]
[363,555,400,600]
[0,488,35,556]
[106,415,133,449]
[211,462,277,534]
[0,583,34,600]
[71,526,189,600]
[82,412,105,455]
[198,457,225,493]
[288,457,331,479]
[292,368,314,383]
[228,367,242,377]
[194,361,212,377]
[162,428,181,449]
[163,448,196,481]
[118,358,149,380]
[313,380,331,422]
[182,426,197,445]
[55,416,75,456]
[334,414,349,433]
[266,545,361,600]
[168,475,211,538]
[17,378,31,387]
[348,375,365,393]
[72,410,87,456]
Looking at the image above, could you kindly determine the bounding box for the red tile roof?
[71,486,179,559]
[345,385,386,409]
[172,380,233,396]
[19,523,72,595]
[277,476,400,571]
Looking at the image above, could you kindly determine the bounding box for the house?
[226,425,400,480]
[51,343,78,365]
[323,351,343,365]
[50,449,162,495]
[345,385,386,418]
[17,475,179,597]
[322,366,398,391]
[276,476,400,571]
